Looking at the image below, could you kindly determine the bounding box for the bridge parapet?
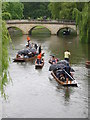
[6,19,76,25]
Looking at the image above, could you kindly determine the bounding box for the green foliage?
[37,16,43,21]
[23,2,51,19]
[48,2,76,20]
[2,2,24,19]
[0,21,11,96]
[48,2,61,19]
[2,12,12,20]
[73,3,89,43]
[2,2,9,13]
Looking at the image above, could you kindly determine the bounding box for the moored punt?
[51,71,78,87]
[13,55,37,62]
[35,59,44,69]
[86,61,90,68]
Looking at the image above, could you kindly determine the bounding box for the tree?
[2,12,12,20]
[23,2,51,19]
[73,3,89,43]
[2,2,24,20]
[48,2,76,20]
[48,2,62,19]
[0,21,11,97]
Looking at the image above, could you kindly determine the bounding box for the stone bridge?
[6,20,79,35]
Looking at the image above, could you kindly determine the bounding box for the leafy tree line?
[48,2,85,20]
[2,2,51,20]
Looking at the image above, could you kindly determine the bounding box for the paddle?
[63,69,75,81]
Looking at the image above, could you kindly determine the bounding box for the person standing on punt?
[27,36,30,45]
[64,50,71,62]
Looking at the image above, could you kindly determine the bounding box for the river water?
[2,35,89,118]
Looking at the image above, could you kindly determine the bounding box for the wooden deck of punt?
[13,55,37,62]
[35,60,44,69]
[51,71,78,87]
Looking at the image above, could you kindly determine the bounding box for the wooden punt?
[86,61,90,68]
[35,59,44,69]
[13,55,37,62]
[51,71,78,87]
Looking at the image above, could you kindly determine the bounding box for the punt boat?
[51,71,78,87]
[13,55,37,62]
[35,59,44,69]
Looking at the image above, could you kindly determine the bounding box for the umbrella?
[18,49,29,55]
[49,63,66,71]
[57,60,69,66]
[57,60,75,72]
[70,68,75,72]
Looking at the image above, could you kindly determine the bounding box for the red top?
[37,53,41,59]
[27,36,30,41]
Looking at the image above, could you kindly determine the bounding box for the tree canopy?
[48,2,76,20]
[23,2,51,19]
[2,2,24,20]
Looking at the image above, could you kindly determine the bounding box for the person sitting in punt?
[56,69,65,82]
[36,53,42,64]
[16,53,20,58]
[27,52,34,58]
[51,56,56,64]
[49,56,58,64]
[16,53,24,58]
[55,58,59,63]
[20,54,24,58]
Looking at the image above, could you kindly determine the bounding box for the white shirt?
[64,51,71,58]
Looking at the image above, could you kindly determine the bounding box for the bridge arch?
[28,25,51,35]
[7,25,26,34]
[57,26,77,35]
